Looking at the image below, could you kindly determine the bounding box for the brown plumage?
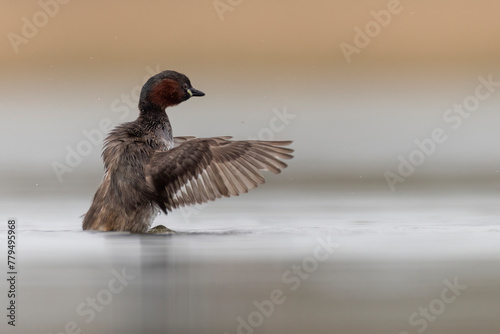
[82,70,293,233]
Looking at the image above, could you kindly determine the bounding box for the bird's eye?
[183,83,188,90]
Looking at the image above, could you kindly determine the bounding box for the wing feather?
[145,137,293,212]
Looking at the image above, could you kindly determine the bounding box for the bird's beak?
[188,87,205,97]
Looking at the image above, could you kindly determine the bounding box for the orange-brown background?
[2,1,500,66]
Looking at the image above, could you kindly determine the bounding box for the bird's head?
[139,70,205,111]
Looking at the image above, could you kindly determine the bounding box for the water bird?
[82,70,293,233]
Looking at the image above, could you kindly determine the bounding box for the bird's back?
[82,121,170,232]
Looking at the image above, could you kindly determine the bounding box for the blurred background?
[2,1,500,334]
[2,0,500,195]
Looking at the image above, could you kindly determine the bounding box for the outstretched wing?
[173,136,197,147]
[145,137,293,212]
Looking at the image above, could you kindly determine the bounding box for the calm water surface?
[1,186,500,334]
